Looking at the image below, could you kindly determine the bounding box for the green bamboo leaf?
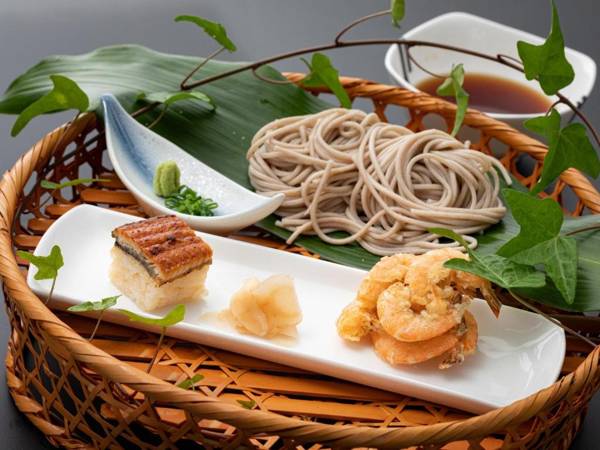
[139,91,215,110]
[510,236,577,303]
[67,295,120,312]
[497,189,563,256]
[17,245,63,281]
[301,53,352,108]
[177,374,204,389]
[175,15,237,52]
[118,304,186,327]
[516,0,574,95]
[524,109,600,194]
[390,0,405,27]
[436,64,468,136]
[40,177,108,190]
[11,75,88,136]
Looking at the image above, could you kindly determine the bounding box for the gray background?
[1,1,598,448]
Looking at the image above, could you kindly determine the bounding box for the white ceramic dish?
[101,94,284,235]
[27,204,565,414]
[385,12,596,128]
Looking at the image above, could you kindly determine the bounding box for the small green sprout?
[118,304,186,373]
[67,295,120,341]
[177,373,204,390]
[17,245,64,305]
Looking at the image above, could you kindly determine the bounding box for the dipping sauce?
[416,73,552,114]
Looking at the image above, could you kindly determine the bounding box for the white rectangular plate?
[27,205,565,414]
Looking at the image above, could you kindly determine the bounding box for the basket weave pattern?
[1,74,599,449]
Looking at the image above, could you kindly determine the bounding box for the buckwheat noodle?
[247,109,511,256]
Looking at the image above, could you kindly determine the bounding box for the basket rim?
[0,77,598,448]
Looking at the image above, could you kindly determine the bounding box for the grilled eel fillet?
[112,215,213,286]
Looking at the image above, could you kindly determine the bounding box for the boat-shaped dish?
[101,94,284,234]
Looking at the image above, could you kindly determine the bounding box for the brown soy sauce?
[416,73,552,114]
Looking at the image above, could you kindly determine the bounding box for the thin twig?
[334,9,391,44]
[546,99,562,116]
[406,46,447,79]
[565,224,600,236]
[147,327,166,373]
[181,39,524,90]
[147,107,168,129]
[180,46,226,90]
[509,291,597,348]
[89,310,104,341]
[132,102,160,118]
[556,94,600,147]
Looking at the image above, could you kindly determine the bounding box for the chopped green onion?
[165,185,218,216]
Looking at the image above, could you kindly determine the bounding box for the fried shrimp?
[404,248,466,305]
[440,311,478,369]
[356,253,413,310]
[377,282,463,342]
[337,249,486,369]
[336,302,376,341]
[371,326,459,365]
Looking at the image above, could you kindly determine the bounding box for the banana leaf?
[1,44,599,311]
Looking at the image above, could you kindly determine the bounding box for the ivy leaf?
[138,91,215,110]
[174,15,237,52]
[516,0,574,95]
[67,295,120,312]
[510,236,577,304]
[301,53,352,109]
[177,374,204,390]
[444,256,546,290]
[436,64,469,136]
[430,228,546,289]
[17,245,64,281]
[11,75,88,137]
[391,0,405,27]
[524,109,600,194]
[497,188,563,257]
[40,177,109,190]
[237,399,256,409]
[118,304,186,327]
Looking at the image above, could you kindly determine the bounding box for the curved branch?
[180,46,225,90]
[334,9,391,44]
[556,94,600,147]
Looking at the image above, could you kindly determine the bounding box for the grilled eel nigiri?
[109,215,212,311]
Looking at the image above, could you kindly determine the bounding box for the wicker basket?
[1,73,599,450]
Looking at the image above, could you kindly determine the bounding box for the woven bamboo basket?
[1,73,600,450]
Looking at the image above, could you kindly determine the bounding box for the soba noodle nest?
[247,108,511,256]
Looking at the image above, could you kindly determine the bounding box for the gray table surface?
[1,1,598,448]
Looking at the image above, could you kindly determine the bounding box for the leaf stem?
[509,291,596,348]
[45,276,57,306]
[147,107,168,129]
[565,224,600,236]
[147,326,166,373]
[89,310,104,341]
[180,46,226,90]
